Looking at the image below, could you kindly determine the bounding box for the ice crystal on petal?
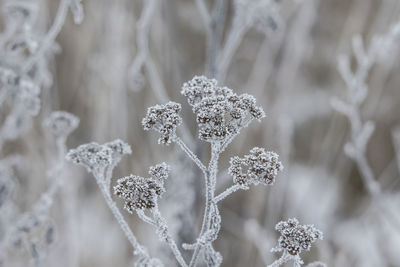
[229,147,283,186]
[66,142,113,173]
[142,102,182,145]
[114,163,170,212]
[273,218,323,256]
[44,111,79,139]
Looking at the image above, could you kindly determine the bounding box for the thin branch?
[96,178,149,258]
[194,0,211,28]
[151,204,188,267]
[189,143,219,267]
[214,184,245,203]
[266,251,292,267]
[174,136,207,174]
[130,0,193,143]
[136,210,156,226]
[22,0,70,73]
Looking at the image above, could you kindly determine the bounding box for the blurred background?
[1,0,400,266]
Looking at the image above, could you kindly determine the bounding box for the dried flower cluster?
[181,76,265,142]
[43,111,80,140]
[142,102,182,145]
[229,147,283,186]
[66,140,132,173]
[273,218,323,256]
[66,143,113,173]
[105,139,133,162]
[114,163,170,212]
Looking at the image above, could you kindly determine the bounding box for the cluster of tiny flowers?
[148,162,170,183]
[142,102,182,145]
[114,163,170,212]
[273,218,323,256]
[66,142,113,173]
[104,139,132,162]
[43,111,79,139]
[181,76,265,142]
[66,140,132,173]
[229,147,283,186]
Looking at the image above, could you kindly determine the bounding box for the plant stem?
[267,251,292,267]
[151,206,188,267]
[22,0,70,73]
[214,184,243,203]
[175,137,207,174]
[96,178,148,258]
[189,143,219,267]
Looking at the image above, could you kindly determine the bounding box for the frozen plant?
[0,111,78,266]
[66,140,162,266]
[114,163,187,267]
[128,75,282,266]
[332,20,400,196]
[267,218,323,267]
[216,0,283,81]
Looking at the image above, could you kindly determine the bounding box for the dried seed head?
[181,75,219,106]
[142,102,182,145]
[114,163,170,212]
[229,147,283,186]
[274,218,323,256]
[181,76,265,143]
[66,142,113,173]
[44,111,79,139]
[104,139,132,162]
[148,162,170,182]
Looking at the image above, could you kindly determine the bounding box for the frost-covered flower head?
[273,218,323,256]
[66,142,113,173]
[181,76,265,142]
[3,0,39,28]
[229,147,283,186]
[104,139,132,164]
[114,163,170,212]
[44,111,79,140]
[142,102,182,145]
[234,0,282,33]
